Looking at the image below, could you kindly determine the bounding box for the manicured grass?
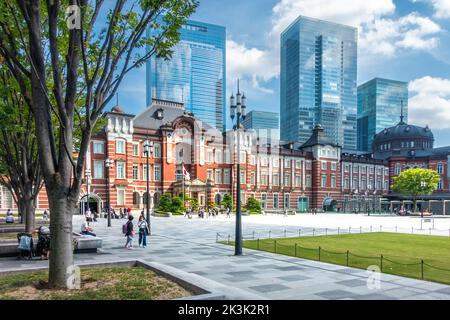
[0,266,191,300]
[234,232,450,285]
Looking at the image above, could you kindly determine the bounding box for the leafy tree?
[157,193,173,212]
[245,197,261,213]
[189,197,199,211]
[222,194,232,209]
[0,69,43,233]
[392,168,440,212]
[171,196,183,213]
[0,0,198,288]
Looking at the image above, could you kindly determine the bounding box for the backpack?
[122,223,128,234]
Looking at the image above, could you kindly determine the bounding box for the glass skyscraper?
[280,16,358,149]
[146,20,226,131]
[243,110,280,140]
[357,78,409,152]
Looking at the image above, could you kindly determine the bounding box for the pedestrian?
[85,207,92,222]
[226,207,231,218]
[36,226,50,260]
[119,208,123,219]
[138,216,149,248]
[5,209,14,223]
[124,215,135,250]
[80,219,96,237]
[43,209,49,221]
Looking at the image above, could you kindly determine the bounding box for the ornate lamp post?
[230,81,246,256]
[143,140,154,234]
[105,158,114,227]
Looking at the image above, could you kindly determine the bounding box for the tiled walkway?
[1,215,450,300]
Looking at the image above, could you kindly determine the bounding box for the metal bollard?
[227,234,230,244]
[380,225,382,232]
[349,226,351,234]
[284,229,287,238]
[253,231,255,240]
[274,240,277,253]
[338,227,340,235]
[325,228,328,236]
[395,226,398,233]
[257,238,260,250]
[269,230,271,239]
[370,225,372,232]
[299,229,301,237]
[360,226,362,234]
[295,243,297,257]
[313,228,315,237]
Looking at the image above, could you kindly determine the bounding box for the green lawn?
[0,266,191,300]
[236,233,450,285]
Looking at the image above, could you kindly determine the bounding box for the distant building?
[242,110,280,141]
[357,78,408,152]
[146,20,226,131]
[280,15,358,150]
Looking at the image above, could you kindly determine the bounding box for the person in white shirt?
[80,219,96,237]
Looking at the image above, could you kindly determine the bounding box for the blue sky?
[117,0,450,146]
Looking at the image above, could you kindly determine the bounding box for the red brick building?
[1,99,449,215]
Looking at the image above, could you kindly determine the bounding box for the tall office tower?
[146,20,226,131]
[242,110,280,140]
[280,16,358,149]
[357,78,409,152]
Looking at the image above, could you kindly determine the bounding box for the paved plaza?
[2,213,450,299]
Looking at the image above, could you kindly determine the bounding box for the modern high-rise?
[243,110,280,140]
[280,16,358,149]
[146,20,226,131]
[357,78,408,152]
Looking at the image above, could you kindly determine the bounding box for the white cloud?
[360,13,441,57]
[409,76,450,129]
[271,0,395,37]
[226,0,443,99]
[413,0,450,19]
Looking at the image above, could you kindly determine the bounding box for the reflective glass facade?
[146,20,226,131]
[357,78,408,152]
[243,110,280,140]
[280,16,357,149]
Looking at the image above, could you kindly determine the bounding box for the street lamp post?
[85,168,91,215]
[143,140,154,234]
[230,81,246,256]
[105,158,114,227]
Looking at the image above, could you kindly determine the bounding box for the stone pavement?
[1,214,450,300]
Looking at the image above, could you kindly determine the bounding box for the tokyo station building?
[2,99,450,215]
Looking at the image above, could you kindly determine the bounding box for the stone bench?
[72,232,103,253]
[0,233,103,257]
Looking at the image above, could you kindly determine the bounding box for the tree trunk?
[18,199,25,225]
[48,191,75,288]
[413,198,417,213]
[25,199,36,234]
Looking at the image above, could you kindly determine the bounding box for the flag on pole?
[183,165,190,180]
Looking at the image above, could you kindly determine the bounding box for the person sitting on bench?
[80,219,96,237]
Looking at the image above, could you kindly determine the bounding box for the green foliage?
[393,168,440,212]
[157,193,185,213]
[245,197,261,213]
[171,197,184,213]
[157,193,173,212]
[190,198,199,211]
[222,194,233,209]
[393,168,440,197]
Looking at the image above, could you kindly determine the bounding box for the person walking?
[226,206,231,218]
[137,216,149,248]
[124,215,135,250]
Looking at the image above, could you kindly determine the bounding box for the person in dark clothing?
[36,226,50,260]
[125,215,134,250]
[137,216,149,248]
